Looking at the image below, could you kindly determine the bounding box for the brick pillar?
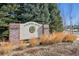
[43,25,49,35]
[9,23,20,45]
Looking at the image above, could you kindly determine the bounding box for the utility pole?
[69,4,73,33]
[62,7,66,31]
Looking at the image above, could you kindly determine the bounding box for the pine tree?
[48,4,63,32]
[0,4,19,26]
[15,4,50,24]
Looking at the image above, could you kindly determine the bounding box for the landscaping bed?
[0,40,79,56]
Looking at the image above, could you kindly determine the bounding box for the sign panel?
[20,22,42,39]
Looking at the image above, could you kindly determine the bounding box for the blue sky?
[58,3,79,26]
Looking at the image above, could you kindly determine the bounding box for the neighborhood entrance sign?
[9,22,49,44]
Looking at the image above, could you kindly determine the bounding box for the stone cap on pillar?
[9,23,20,29]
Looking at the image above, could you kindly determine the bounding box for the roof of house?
[65,25,79,29]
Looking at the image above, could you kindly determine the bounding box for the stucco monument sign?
[9,22,49,44]
[20,22,43,39]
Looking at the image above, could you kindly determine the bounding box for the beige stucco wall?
[20,22,42,40]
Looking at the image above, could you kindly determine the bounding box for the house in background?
[64,25,79,36]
